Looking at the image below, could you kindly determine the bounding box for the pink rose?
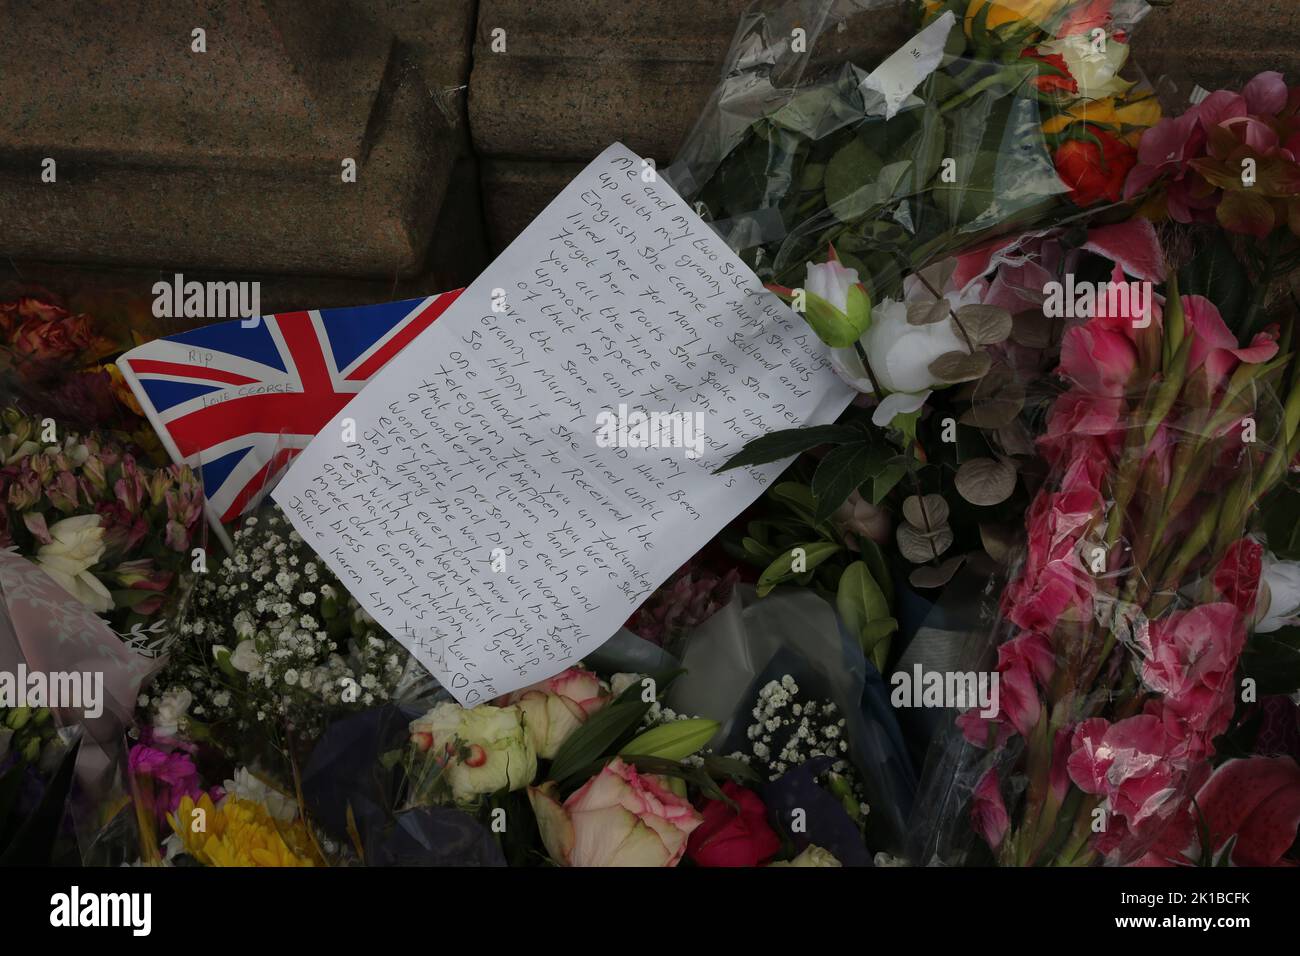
[830,490,892,550]
[501,666,610,759]
[970,768,1010,852]
[528,758,703,867]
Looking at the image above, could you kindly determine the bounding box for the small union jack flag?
[119,291,462,547]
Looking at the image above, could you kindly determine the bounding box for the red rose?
[1021,49,1077,94]
[1053,127,1137,206]
[11,308,100,363]
[686,781,782,867]
[0,295,66,336]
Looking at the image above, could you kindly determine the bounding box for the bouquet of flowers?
[0,407,203,653]
[912,69,1300,867]
[0,292,157,440]
[142,505,422,769]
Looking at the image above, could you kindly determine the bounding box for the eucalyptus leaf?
[955,457,1017,506]
[907,298,950,326]
[902,493,950,531]
[908,554,967,589]
[897,523,954,563]
[929,349,991,384]
[955,304,1012,345]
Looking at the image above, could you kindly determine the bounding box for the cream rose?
[35,514,113,613]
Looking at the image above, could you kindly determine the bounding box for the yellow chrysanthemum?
[168,794,320,867]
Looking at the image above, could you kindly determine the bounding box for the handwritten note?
[272,143,855,704]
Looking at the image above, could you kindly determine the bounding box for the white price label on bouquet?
[859,9,956,120]
[272,143,855,705]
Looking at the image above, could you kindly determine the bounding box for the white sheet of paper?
[272,143,855,705]
[859,9,955,120]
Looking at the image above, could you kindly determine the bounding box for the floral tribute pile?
[3,0,1300,868]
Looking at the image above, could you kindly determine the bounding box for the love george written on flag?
[118,291,462,548]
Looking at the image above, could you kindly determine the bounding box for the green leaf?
[802,289,867,348]
[620,719,719,761]
[1241,626,1300,696]
[1179,232,1250,332]
[715,424,866,473]
[856,536,894,608]
[549,670,682,784]
[824,136,883,216]
[0,739,80,864]
[757,542,843,597]
[812,442,889,522]
[837,564,899,655]
[867,456,911,504]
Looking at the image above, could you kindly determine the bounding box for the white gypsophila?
[151,506,413,742]
[731,674,868,816]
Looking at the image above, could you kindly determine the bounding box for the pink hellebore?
[528,757,703,867]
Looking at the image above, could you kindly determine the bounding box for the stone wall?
[0,0,1295,317]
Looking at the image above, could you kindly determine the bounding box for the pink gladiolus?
[1213,538,1264,616]
[1067,714,1183,835]
[1138,603,1247,733]
[1182,295,1279,391]
[971,768,1010,852]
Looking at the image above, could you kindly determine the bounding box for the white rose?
[831,296,969,427]
[153,687,193,738]
[804,257,860,313]
[1257,554,1300,633]
[409,702,537,802]
[768,844,842,867]
[35,514,113,613]
[1036,34,1134,101]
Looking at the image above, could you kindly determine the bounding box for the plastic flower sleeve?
[665,584,916,855]
[0,548,158,863]
[666,0,1158,296]
[910,275,1300,866]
